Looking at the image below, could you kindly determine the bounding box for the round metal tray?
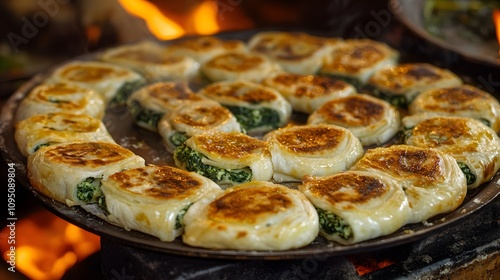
[1,31,500,260]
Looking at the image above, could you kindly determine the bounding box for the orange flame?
[1,210,100,280]
[118,0,185,40]
[117,0,221,40]
[493,9,500,57]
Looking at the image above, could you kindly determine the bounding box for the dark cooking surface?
[1,30,500,260]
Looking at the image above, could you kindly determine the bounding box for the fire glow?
[117,0,221,40]
[493,9,500,57]
[1,210,100,280]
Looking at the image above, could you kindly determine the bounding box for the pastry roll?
[15,82,105,122]
[248,31,333,74]
[27,142,145,207]
[15,113,115,157]
[308,94,401,146]
[47,60,147,104]
[127,82,204,132]
[350,145,467,223]
[101,165,221,242]
[173,131,273,185]
[264,124,364,182]
[100,40,199,82]
[403,115,500,189]
[165,36,247,64]
[197,80,291,134]
[182,181,319,250]
[299,170,411,244]
[201,52,281,82]
[366,63,463,107]
[157,100,242,153]
[262,72,356,114]
[320,39,399,89]
[409,85,500,132]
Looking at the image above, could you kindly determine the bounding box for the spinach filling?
[129,100,164,129]
[169,132,189,148]
[225,105,281,132]
[478,118,491,128]
[457,162,476,186]
[174,203,193,230]
[111,80,147,105]
[174,144,252,184]
[76,177,108,213]
[316,207,352,240]
[33,143,51,152]
[364,85,409,107]
[321,74,364,91]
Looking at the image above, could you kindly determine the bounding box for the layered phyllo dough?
[308,94,401,146]
[201,52,281,82]
[402,116,500,189]
[127,82,204,132]
[299,170,411,244]
[101,165,221,242]
[165,36,247,64]
[15,82,105,122]
[262,73,356,114]
[351,145,467,223]
[47,61,146,104]
[27,142,145,207]
[197,80,291,134]
[15,113,115,157]
[319,39,399,89]
[100,40,199,82]
[182,181,319,250]
[173,131,273,185]
[409,85,500,132]
[158,100,242,153]
[247,31,333,74]
[264,124,364,182]
[366,63,463,107]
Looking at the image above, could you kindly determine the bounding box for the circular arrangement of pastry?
[12,31,500,253]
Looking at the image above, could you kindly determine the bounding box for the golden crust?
[304,172,387,205]
[44,142,135,167]
[250,32,327,61]
[207,186,292,223]
[204,53,265,72]
[354,145,445,185]
[168,36,244,52]
[60,64,129,82]
[274,125,346,154]
[368,63,462,94]
[265,73,351,98]
[107,166,204,200]
[314,95,385,126]
[192,131,268,160]
[173,104,232,128]
[322,39,397,74]
[147,82,201,103]
[202,81,278,103]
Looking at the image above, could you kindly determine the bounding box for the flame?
[494,9,500,57]
[192,1,220,35]
[117,0,222,40]
[348,254,396,276]
[117,0,185,40]
[1,210,100,280]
